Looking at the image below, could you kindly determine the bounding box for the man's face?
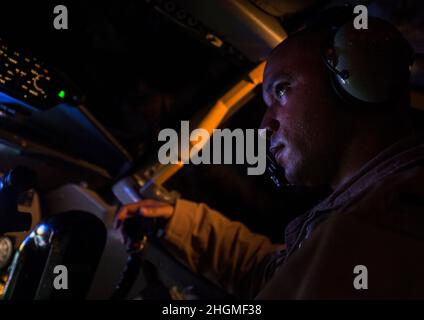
[261,31,346,187]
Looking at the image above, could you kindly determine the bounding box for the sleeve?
[161,198,286,299]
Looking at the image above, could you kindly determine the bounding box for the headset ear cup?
[326,17,413,106]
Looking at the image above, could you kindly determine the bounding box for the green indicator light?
[58,90,66,99]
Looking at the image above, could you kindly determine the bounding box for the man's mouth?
[270,144,285,159]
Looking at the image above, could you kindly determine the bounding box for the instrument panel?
[0,38,82,111]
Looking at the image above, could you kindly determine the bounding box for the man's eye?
[274,82,290,100]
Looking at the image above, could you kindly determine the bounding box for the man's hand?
[113,199,175,244]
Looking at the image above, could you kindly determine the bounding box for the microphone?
[266,149,286,188]
[262,129,290,188]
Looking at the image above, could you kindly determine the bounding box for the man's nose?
[260,112,280,135]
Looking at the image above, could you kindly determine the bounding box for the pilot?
[115,14,424,299]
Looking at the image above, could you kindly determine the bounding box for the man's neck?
[331,113,415,190]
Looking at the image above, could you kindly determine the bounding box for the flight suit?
[162,134,424,299]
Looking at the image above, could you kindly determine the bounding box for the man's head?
[262,27,347,187]
[261,20,413,188]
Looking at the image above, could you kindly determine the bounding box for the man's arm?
[162,199,285,298]
[115,199,285,299]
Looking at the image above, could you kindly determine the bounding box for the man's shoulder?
[359,163,424,206]
[339,163,424,238]
[370,163,424,198]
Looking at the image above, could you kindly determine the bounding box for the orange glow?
[151,61,266,186]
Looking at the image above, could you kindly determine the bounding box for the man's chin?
[286,172,325,188]
[283,168,300,186]
[277,153,311,186]
[284,166,314,187]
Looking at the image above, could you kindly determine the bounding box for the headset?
[320,6,414,107]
